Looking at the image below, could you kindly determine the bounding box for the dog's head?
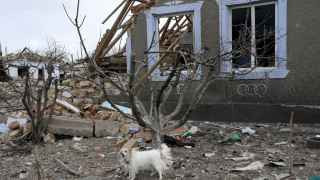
[119,148,130,164]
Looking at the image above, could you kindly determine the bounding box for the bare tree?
[64,0,276,147]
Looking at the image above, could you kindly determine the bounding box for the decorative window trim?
[219,0,289,79]
[126,31,132,74]
[145,1,204,81]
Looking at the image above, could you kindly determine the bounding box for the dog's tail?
[160,143,173,168]
[160,144,170,155]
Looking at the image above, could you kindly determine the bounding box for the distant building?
[0,43,9,81]
[3,48,60,80]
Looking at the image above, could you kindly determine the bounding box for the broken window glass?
[232,3,276,69]
[157,14,194,76]
[255,4,275,67]
[232,7,251,68]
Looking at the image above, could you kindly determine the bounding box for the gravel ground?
[1,121,320,180]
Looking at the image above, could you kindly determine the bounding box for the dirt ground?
[1,121,320,180]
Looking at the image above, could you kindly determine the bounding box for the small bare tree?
[2,43,66,144]
[22,62,58,143]
[24,43,67,143]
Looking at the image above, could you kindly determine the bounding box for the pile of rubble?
[0,78,130,142]
[0,81,24,114]
[0,113,31,142]
[52,79,122,119]
[56,80,100,113]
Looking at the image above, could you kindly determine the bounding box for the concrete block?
[94,120,120,137]
[47,116,94,137]
[47,116,122,138]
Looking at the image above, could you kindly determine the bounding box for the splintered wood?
[95,0,193,75]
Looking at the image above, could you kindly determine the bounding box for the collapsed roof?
[95,0,193,73]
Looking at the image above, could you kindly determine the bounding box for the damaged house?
[96,0,320,123]
[3,48,61,80]
[0,45,9,81]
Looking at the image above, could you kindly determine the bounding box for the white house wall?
[8,66,18,79]
[6,60,60,80]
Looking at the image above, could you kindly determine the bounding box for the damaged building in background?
[94,0,320,123]
[3,47,61,80]
[0,44,10,81]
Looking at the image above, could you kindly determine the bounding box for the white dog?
[119,143,173,180]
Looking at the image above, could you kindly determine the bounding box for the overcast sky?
[0,0,121,58]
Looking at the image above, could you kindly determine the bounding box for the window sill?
[151,69,202,81]
[233,67,289,80]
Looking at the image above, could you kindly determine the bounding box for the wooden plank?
[95,0,133,60]
[102,22,132,56]
[102,0,127,24]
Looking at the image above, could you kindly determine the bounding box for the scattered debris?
[266,148,282,154]
[279,128,291,132]
[72,136,83,141]
[241,127,256,135]
[9,129,22,138]
[227,152,255,161]
[71,143,87,153]
[203,152,216,158]
[309,176,320,180]
[0,123,9,134]
[79,80,91,88]
[253,175,273,180]
[232,161,264,172]
[273,173,290,180]
[128,127,140,135]
[293,162,306,168]
[1,121,320,179]
[163,135,195,147]
[8,121,20,130]
[55,158,82,176]
[183,126,199,137]
[268,161,287,167]
[7,117,28,128]
[306,135,320,149]
[101,101,132,115]
[255,124,270,128]
[56,99,81,115]
[274,141,288,146]
[19,171,28,179]
[221,132,241,144]
[43,133,56,144]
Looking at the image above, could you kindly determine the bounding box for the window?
[17,66,28,78]
[157,15,194,76]
[145,2,203,81]
[38,68,44,80]
[220,0,288,79]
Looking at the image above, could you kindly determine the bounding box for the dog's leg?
[153,164,163,180]
[128,167,136,180]
[158,171,163,180]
